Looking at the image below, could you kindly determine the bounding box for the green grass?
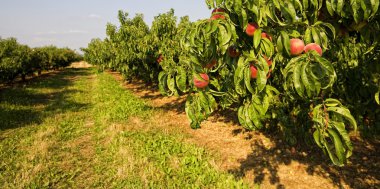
[0,68,248,188]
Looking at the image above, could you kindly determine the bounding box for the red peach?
[193,73,210,89]
[304,43,323,56]
[290,38,305,56]
[246,23,259,37]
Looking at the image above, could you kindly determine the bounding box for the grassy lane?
[0,68,248,188]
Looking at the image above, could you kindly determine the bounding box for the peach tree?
[83,2,379,166]
[1,38,80,83]
[155,10,195,96]
[163,0,380,166]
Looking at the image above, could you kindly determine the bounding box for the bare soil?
[108,71,380,189]
[69,61,92,68]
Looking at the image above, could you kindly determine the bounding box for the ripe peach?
[193,73,210,89]
[290,38,305,56]
[246,23,259,37]
[250,64,258,79]
[261,32,272,41]
[304,43,322,56]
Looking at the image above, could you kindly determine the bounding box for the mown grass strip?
[0,68,248,188]
[0,68,94,188]
[90,72,248,188]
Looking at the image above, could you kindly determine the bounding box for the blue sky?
[0,0,211,51]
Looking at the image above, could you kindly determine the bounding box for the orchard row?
[83,0,380,166]
[0,37,82,83]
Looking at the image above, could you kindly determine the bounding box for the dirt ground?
[107,71,380,189]
[69,61,93,68]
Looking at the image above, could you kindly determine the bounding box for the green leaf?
[293,0,304,12]
[260,38,275,57]
[240,9,248,30]
[313,129,323,148]
[324,98,342,107]
[215,0,223,7]
[370,0,380,18]
[244,67,255,94]
[276,35,284,53]
[207,92,218,111]
[273,0,281,9]
[327,106,357,131]
[209,89,225,97]
[331,121,353,157]
[158,72,168,95]
[205,0,213,8]
[314,22,336,39]
[304,27,313,45]
[254,29,262,49]
[283,57,298,76]
[361,0,371,20]
[243,104,254,130]
[253,98,265,116]
[326,0,334,16]
[312,104,324,126]
[337,0,344,16]
[199,91,210,114]
[351,0,360,23]
[311,27,321,45]
[234,0,242,13]
[293,61,305,97]
[327,129,345,166]
[206,21,219,35]
[176,66,187,92]
[313,54,337,88]
[167,74,178,96]
[248,103,262,129]
[185,95,200,129]
[288,30,301,38]
[238,106,247,126]
[281,31,291,56]
[234,59,247,95]
[303,0,309,9]
[218,24,231,46]
[319,30,329,50]
[280,1,296,22]
[300,61,313,97]
[256,66,267,92]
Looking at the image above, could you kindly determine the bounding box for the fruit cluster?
[290,38,322,56]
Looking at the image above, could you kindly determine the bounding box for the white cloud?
[31,37,59,43]
[88,14,102,19]
[35,30,88,35]
[35,31,58,35]
[66,30,88,34]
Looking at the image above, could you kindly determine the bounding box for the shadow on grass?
[125,80,162,100]
[122,90,379,188]
[155,97,186,114]
[228,133,380,189]
[125,92,379,188]
[0,68,91,131]
[108,71,187,113]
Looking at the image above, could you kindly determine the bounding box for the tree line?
[0,37,82,83]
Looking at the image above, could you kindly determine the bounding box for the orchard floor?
[0,65,378,188]
[110,71,380,189]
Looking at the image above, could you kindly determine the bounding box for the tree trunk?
[21,74,26,82]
